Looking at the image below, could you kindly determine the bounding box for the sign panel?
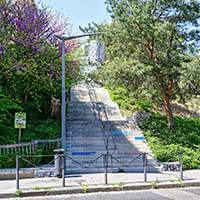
[15,112,26,129]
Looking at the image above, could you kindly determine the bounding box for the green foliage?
[0,148,55,168]
[83,0,200,129]
[104,84,154,113]
[150,179,159,189]
[179,57,200,101]
[81,183,89,193]
[136,99,153,112]
[0,90,22,144]
[16,190,23,197]
[0,93,60,167]
[0,154,16,168]
[107,86,134,110]
[139,115,200,169]
[113,182,124,188]
[0,1,79,149]
[33,186,53,191]
[0,42,62,116]
[22,119,60,142]
[0,116,60,145]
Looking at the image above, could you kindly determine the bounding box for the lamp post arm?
[55,32,105,41]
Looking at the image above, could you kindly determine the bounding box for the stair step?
[65,82,157,174]
[65,167,160,174]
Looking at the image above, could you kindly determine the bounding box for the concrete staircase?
[65,82,158,174]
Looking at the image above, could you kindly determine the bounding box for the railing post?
[143,153,147,182]
[179,152,183,180]
[104,154,108,185]
[62,155,65,187]
[16,155,20,190]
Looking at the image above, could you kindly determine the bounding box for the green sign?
[15,112,26,129]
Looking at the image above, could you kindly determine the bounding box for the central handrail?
[87,82,117,154]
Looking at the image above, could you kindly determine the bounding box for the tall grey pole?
[61,38,66,150]
[16,155,19,190]
[56,32,104,152]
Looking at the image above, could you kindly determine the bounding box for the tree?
[179,57,200,106]
[103,0,200,129]
[0,0,81,144]
[0,0,80,115]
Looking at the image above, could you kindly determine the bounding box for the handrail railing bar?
[86,154,104,166]
[65,155,86,168]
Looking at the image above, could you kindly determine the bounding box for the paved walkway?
[0,170,200,193]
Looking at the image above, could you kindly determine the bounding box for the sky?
[36,0,111,34]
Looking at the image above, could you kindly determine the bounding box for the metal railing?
[15,151,183,190]
[0,139,61,155]
[87,82,117,154]
[16,154,65,190]
[66,151,183,182]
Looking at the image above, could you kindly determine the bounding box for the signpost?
[15,112,26,143]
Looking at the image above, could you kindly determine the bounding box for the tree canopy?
[83,0,200,129]
[0,0,80,143]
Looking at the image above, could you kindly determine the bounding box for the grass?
[150,180,159,189]
[15,189,23,197]
[81,182,89,193]
[33,186,53,191]
[113,182,124,188]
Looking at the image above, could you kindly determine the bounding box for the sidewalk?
[0,170,200,198]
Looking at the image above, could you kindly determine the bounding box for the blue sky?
[36,0,111,33]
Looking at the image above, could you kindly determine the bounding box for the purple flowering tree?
[0,0,80,115]
[0,1,11,56]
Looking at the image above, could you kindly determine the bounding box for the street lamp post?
[56,32,104,151]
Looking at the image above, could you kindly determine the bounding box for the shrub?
[139,114,200,169]
[136,99,153,112]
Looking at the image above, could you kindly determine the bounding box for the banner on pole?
[88,40,105,65]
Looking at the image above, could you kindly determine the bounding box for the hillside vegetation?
[81,0,200,169]
[139,115,200,169]
[0,1,80,146]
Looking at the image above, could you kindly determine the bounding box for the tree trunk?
[159,79,174,130]
[163,94,174,130]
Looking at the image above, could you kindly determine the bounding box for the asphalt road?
[9,187,200,200]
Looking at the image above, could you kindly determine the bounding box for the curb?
[0,180,200,199]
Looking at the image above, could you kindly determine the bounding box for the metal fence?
[0,139,61,155]
[15,151,183,190]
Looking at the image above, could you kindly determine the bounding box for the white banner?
[88,40,105,65]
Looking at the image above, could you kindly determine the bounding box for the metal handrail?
[110,153,144,168]
[97,102,117,152]
[146,152,181,166]
[65,154,86,168]
[66,153,105,169]
[19,155,59,169]
[87,82,117,154]
[19,151,182,170]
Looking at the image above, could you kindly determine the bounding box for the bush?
[107,86,134,110]
[139,114,200,169]
[0,148,55,168]
[136,99,153,112]
[22,119,60,142]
